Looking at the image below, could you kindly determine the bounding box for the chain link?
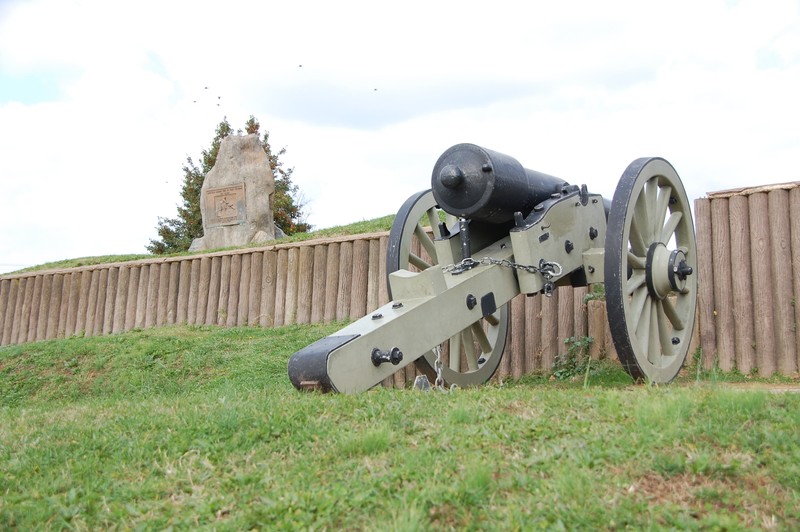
[442,256,563,279]
[433,344,444,389]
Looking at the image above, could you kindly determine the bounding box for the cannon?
[288,143,697,393]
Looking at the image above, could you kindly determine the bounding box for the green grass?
[1,325,799,530]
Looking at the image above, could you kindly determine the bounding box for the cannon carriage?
[289,144,697,393]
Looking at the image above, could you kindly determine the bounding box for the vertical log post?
[205,257,221,326]
[524,295,542,373]
[366,239,380,313]
[296,247,314,325]
[226,254,242,327]
[46,274,64,340]
[336,241,353,321]
[227,253,242,327]
[248,252,263,327]
[134,266,148,330]
[694,198,717,369]
[0,279,12,345]
[324,243,341,323]
[260,251,277,327]
[28,275,43,342]
[124,267,140,332]
[91,269,107,337]
[216,256,231,326]
[749,193,776,376]
[156,262,170,326]
[768,189,797,374]
[587,299,605,360]
[197,257,212,326]
[102,268,117,335]
[188,259,201,326]
[57,274,71,339]
[144,264,159,329]
[540,289,558,371]
[710,198,735,371]
[350,239,369,319]
[556,286,574,362]
[790,187,800,369]
[113,266,129,334]
[728,195,756,373]
[284,248,300,325]
[1,279,19,345]
[16,277,34,343]
[36,274,52,341]
[76,270,92,336]
[273,249,288,327]
[511,294,525,379]
[378,236,389,307]
[236,254,251,327]
[310,245,327,324]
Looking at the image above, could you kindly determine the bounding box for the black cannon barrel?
[431,143,568,224]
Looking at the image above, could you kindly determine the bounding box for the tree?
[147,116,309,254]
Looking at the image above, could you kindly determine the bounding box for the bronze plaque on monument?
[206,184,246,227]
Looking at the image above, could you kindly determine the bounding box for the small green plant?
[583,284,605,303]
[553,336,594,384]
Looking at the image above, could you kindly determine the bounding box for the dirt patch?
[628,471,785,528]
[719,383,800,393]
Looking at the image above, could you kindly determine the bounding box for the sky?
[0,0,798,274]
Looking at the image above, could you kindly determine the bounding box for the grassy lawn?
[1,324,799,530]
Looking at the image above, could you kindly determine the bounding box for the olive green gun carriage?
[288,144,697,393]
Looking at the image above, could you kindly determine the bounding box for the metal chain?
[433,344,444,389]
[442,257,563,279]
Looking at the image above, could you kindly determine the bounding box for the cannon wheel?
[605,158,698,383]
[387,189,509,387]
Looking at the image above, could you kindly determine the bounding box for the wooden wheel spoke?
[626,272,646,295]
[631,286,649,332]
[642,183,663,239]
[413,223,437,264]
[656,301,674,359]
[449,333,462,371]
[628,252,646,270]
[634,181,657,244]
[462,328,479,371]
[470,321,492,354]
[409,253,432,270]
[425,207,440,234]
[636,295,653,354]
[661,297,685,331]
[647,300,661,366]
[630,212,648,255]
[660,211,683,244]
[654,184,672,237]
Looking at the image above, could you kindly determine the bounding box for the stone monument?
[189,134,278,251]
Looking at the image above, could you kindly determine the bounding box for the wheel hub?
[645,243,692,300]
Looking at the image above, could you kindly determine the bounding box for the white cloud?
[0,0,798,273]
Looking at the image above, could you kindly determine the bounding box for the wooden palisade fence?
[2,182,799,382]
[695,181,800,376]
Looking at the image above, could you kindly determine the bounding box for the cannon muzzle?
[431,143,567,224]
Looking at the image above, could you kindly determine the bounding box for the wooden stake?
[728,195,755,373]
[710,198,735,371]
[768,189,797,374]
[694,198,717,369]
[749,193,776,376]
